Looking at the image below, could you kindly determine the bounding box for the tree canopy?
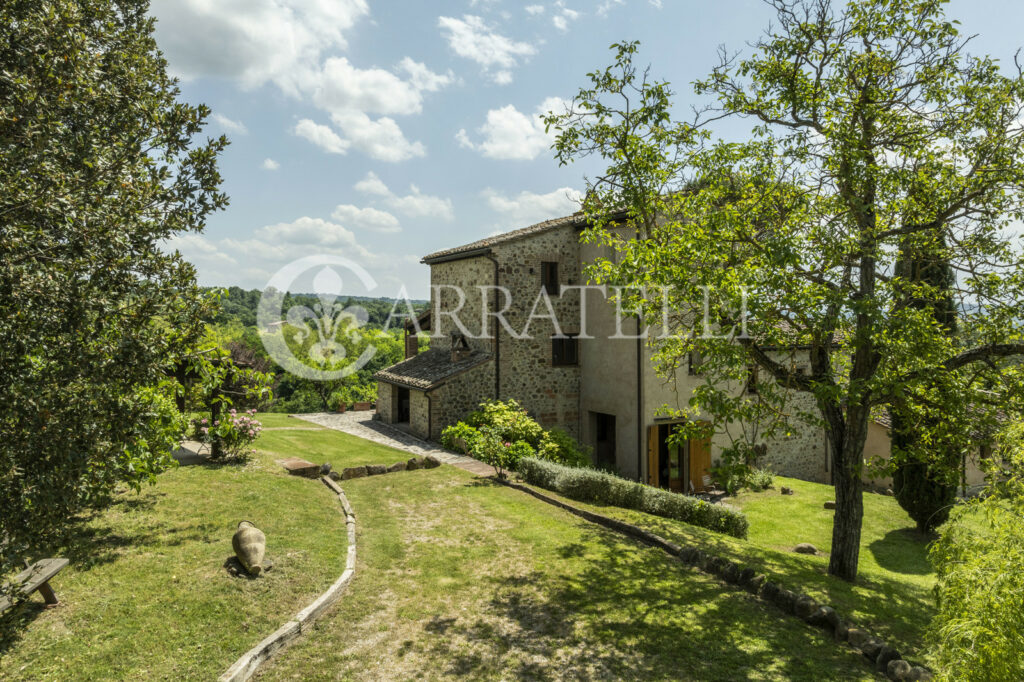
[0,0,226,575]
[547,0,1024,580]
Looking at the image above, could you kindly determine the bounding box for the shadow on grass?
[418,519,865,680]
[0,600,46,661]
[867,528,933,576]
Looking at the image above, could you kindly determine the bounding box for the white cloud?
[293,119,350,155]
[458,96,569,160]
[329,111,426,162]
[398,57,456,93]
[331,204,401,233]
[211,113,247,135]
[597,0,624,16]
[150,0,369,94]
[552,2,580,31]
[484,187,582,228]
[261,158,280,170]
[352,172,454,221]
[525,5,545,15]
[308,57,451,118]
[354,171,391,196]
[437,15,536,83]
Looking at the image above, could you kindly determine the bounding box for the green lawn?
[0,414,346,681]
[1,416,930,679]
[518,475,937,662]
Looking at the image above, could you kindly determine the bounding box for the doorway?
[591,412,616,471]
[397,387,410,423]
[646,422,711,493]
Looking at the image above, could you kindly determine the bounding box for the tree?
[890,234,960,533]
[0,0,226,575]
[547,0,1024,580]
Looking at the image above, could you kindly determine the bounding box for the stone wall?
[376,382,395,424]
[430,257,495,354]
[409,389,431,440]
[429,361,495,440]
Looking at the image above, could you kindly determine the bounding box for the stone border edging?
[218,476,357,682]
[496,478,933,682]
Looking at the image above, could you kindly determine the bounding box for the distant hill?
[204,286,428,328]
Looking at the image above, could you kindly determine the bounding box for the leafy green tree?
[548,0,1024,580]
[929,422,1024,681]
[890,234,960,532]
[0,0,226,574]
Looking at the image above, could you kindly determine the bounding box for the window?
[552,334,579,366]
[746,365,759,394]
[541,261,559,296]
[688,350,704,376]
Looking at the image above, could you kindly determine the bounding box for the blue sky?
[154,0,1024,299]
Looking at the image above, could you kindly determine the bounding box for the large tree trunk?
[823,401,868,581]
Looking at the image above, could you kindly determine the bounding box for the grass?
[254,427,876,681]
[516,475,937,662]
[0,414,346,681]
[1,415,933,679]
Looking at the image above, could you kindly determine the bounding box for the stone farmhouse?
[373,211,990,494]
[373,211,840,493]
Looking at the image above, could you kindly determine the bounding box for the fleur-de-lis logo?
[258,256,378,381]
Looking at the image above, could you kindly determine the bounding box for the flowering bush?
[191,408,263,459]
[473,427,533,479]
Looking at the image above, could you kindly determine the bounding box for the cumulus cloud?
[150,0,369,94]
[484,187,582,228]
[354,171,391,196]
[437,15,536,83]
[329,111,426,162]
[293,119,350,154]
[596,0,624,16]
[552,2,580,31]
[211,113,247,135]
[308,57,452,118]
[331,204,401,233]
[351,172,454,220]
[457,96,569,161]
[261,158,280,170]
[525,4,545,15]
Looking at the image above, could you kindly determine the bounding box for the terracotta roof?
[421,213,584,263]
[373,348,491,390]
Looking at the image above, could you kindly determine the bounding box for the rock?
[793,543,818,555]
[861,638,885,662]
[807,606,839,631]
[823,500,837,510]
[794,594,818,620]
[387,461,407,473]
[761,580,781,602]
[679,547,699,565]
[423,455,442,469]
[847,628,871,649]
[887,659,912,681]
[232,521,266,577]
[366,464,387,476]
[767,587,797,614]
[279,457,320,478]
[341,466,367,480]
[780,486,793,495]
[406,457,422,470]
[738,567,756,586]
[875,646,902,674]
[320,462,332,476]
[747,573,767,594]
[328,470,342,481]
[908,666,933,681]
[833,619,849,642]
[721,561,740,584]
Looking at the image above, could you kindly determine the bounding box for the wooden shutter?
[689,423,712,492]
[647,425,659,487]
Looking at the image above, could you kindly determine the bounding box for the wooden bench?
[0,558,69,613]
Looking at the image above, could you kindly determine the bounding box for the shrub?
[538,427,592,467]
[473,427,533,478]
[518,457,749,538]
[192,408,263,460]
[467,399,544,447]
[440,422,481,454]
[746,467,775,492]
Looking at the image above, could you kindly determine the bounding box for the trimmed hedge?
[518,457,749,539]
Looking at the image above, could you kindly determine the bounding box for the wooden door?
[689,425,712,492]
[647,425,659,487]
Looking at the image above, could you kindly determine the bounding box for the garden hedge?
[517,457,749,539]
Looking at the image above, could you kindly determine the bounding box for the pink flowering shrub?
[191,408,262,459]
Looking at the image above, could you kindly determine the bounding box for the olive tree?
[0,0,226,575]
[548,0,1024,580]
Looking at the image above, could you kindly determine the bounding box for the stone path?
[291,412,497,477]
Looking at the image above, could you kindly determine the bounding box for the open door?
[689,425,712,492]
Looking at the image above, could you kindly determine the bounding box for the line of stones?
[219,476,357,682]
[329,454,442,481]
[500,479,933,682]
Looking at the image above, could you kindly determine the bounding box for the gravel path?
[290,412,497,476]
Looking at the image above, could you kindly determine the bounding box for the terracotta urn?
[232,520,266,576]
